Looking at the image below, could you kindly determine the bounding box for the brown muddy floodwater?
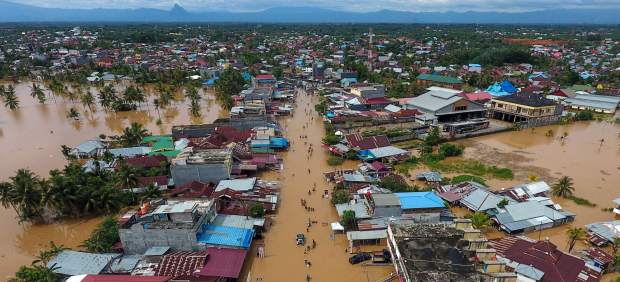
[459,120,620,255]
[243,91,394,281]
[0,82,224,279]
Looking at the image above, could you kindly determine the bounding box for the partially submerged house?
[489,93,562,124]
[405,87,486,123]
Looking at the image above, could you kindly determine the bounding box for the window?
[455,105,467,111]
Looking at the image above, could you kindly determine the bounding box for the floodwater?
[459,120,620,253]
[0,81,224,279]
[243,91,394,281]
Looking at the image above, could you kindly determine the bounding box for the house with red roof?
[69,275,172,282]
[490,236,600,282]
[169,181,214,199]
[344,133,390,151]
[197,247,248,281]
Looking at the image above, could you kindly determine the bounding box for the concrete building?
[118,199,216,254]
[405,87,486,123]
[346,83,386,100]
[489,93,562,125]
[387,219,517,282]
[170,148,233,186]
[370,193,402,217]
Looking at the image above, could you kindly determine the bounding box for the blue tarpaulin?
[270,137,289,149]
[486,80,517,97]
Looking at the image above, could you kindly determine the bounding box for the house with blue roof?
[197,224,254,249]
[394,192,447,214]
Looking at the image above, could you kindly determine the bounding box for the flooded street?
[244,91,394,281]
[0,82,224,279]
[460,120,620,250]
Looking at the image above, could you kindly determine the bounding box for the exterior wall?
[119,224,201,255]
[373,206,402,217]
[490,100,557,118]
[436,99,486,115]
[171,163,232,186]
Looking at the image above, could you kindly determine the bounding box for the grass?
[450,175,487,185]
[422,158,514,180]
[568,195,596,207]
[392,139,423,149]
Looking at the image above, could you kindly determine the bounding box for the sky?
[8,0,620,12]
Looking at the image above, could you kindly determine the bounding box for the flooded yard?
[459,120,620,251]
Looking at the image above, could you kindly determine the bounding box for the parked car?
[296,233,305,245]
[348,252,372,264]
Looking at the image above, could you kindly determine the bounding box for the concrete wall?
[119,224,201,255]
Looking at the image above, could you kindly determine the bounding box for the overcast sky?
[10,0,620,12]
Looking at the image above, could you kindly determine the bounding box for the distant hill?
[1,1,620,24]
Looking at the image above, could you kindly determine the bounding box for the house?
[48,251,120,276]
[490,236,600,282]
[489,93,562,124]
[252,74,276,89]
[357,146,410,162]
[460,187,513,212]
[586,220,620,246]
[563,94,620,114]
[344,133,390,151]
[335,197,372,219]
[197,224,254,249]
[405,87,486,123]
[169,181,214,199]
[154,250,208,281]
[170,148,233,186]
[66,275,172,282]
[108,147,152,158]
[494,201,575,234]
[346,84,386,100]
[394,192,446,217]
[197,247,248,281]
[416,73,463,89]
[119,200,216,254]
[499,181,552,202]
[70,140,105,158]
[121,155,168,169]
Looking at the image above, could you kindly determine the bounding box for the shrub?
[451,174,486,185]
[378,177,412,192]
[331,190,350,205]
[327,156,345,166]
[341,210,356,229]
[574,110,594,121]
[439,143,464,157]
[81,217,119,253]
[249,203,265,218]
[323,134,340,145]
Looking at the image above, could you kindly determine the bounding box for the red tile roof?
[169,181,214,198]
[137,176,168,187]
[459,91,492,102]
[491,236,599,282]
[81,275,172,282]
[344,134,390,150]
[198,247,247,279]
[122,155,168,169]
[155,251,208,279]
[363,97,393,105]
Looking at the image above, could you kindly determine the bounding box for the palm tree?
[32,241,68,265]
[116,163,139,190]
[98,85,117,110]
[3,85,19,110]
[66,107,80,120]
[139,184,162,202]
[566,227,586,253]
[31,83,46,104]
[81,90,95,112]
[189,99,201,117]
[552,176,575,198]
[8,169,45,221]
[466,212,492,230]
[119,122,150,146]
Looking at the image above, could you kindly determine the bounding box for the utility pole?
[368,28,374,71]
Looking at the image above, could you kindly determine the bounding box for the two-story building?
[489,93,562,124]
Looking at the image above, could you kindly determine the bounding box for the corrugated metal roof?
[48,251,120,276]
[335,199,371,219]
[198,247,247,279]
[346,230,387,241]
[197,225,254,249]
[586,220,620,242]
[215,178,256,192]
[143,246,170,256]
[368,146,408,159]
[395,192,445,210]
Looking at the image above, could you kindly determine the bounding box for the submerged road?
[242,89,393,281]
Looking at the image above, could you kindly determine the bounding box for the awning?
[331,222,345,231]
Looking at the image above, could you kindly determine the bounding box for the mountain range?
[1,1,619,24]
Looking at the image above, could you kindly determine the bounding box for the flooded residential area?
[1,8,620,282]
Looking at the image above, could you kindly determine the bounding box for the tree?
[3,85,19,110]
[81,91,95,112]
[116,163,139,190]
[378,176,413,193]
[331,190,349,205]
[422,126,442,154]
[139,184,162,202]
[32,241,68,265]
[552,176,575,198]
[0,169,45,222]
[189,99,201,117]
[466,212,492,230]
[214,68,245,109]
[249,203,265,218]
[341,210,356,229]
[98,85,117,110]
[66,107,80,119]
[119,122,150,146]
[14,264,59,282]
[566,227,586,253]
[81,216,119,253]
[30,83,46,104]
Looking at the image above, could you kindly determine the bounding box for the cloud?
[10,0,620,12]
